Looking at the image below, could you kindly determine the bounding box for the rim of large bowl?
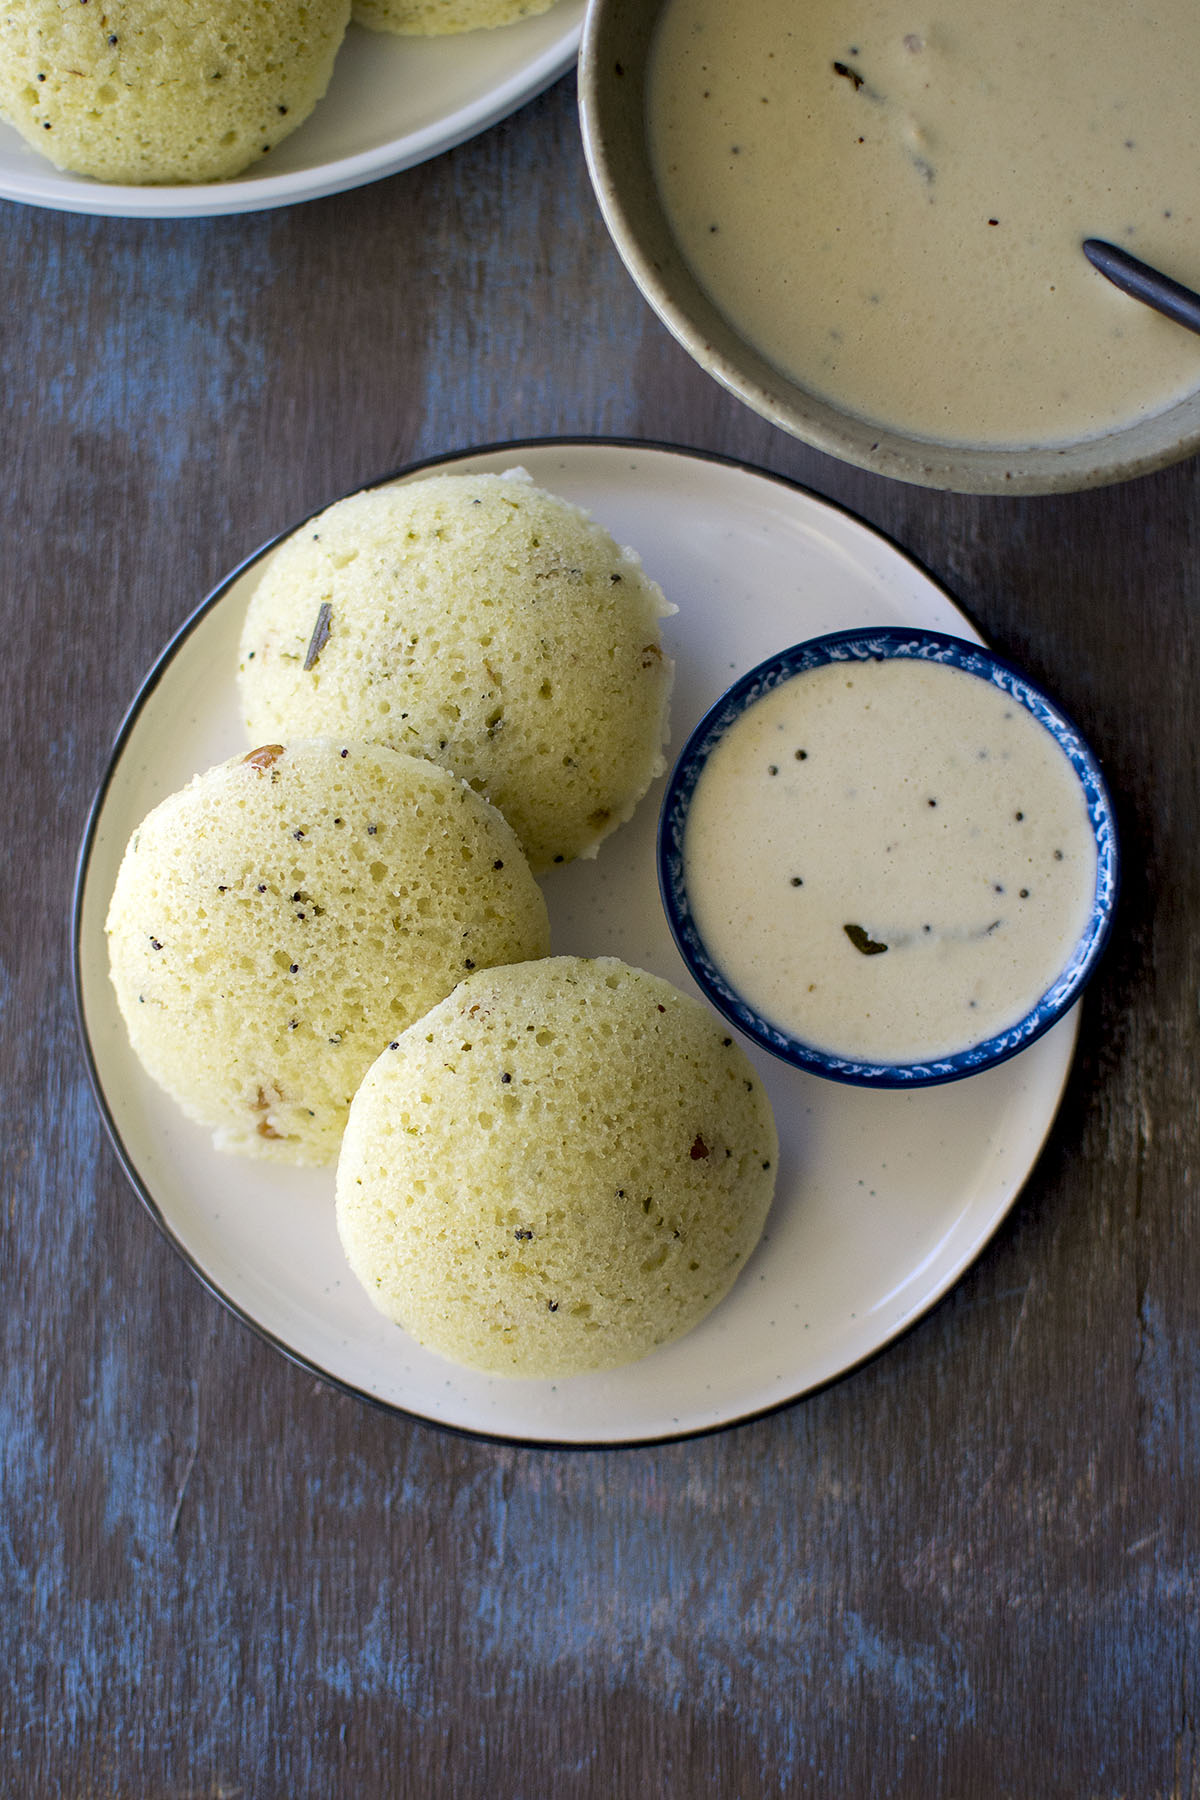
[578,0,1200,495]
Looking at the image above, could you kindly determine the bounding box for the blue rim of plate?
[658,626,1120,1089]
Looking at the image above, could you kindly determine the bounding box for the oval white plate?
[0,5,583,219]
[75,440,1078,1445]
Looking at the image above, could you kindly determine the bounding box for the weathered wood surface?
[1,71,1197,1799]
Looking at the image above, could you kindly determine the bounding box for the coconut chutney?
[681,655,1099,1064]
[649,0,1200,445]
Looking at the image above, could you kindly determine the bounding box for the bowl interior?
[658,628,1119,1086]
[579,0,1200,494]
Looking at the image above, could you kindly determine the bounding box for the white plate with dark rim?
[0,4,583,219]
[74,439,1078,1446]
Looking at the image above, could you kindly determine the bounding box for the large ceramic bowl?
[578,0,1200,494]
[658,627,1119,1087]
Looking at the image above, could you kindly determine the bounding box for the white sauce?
[682,657,1098,1064]
[649,0,1200,446]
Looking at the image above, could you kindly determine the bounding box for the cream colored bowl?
[578,0,1200,494]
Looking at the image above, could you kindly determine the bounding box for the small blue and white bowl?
[658,627,1120,1088]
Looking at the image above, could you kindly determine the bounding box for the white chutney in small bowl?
[658,630,1118,1086]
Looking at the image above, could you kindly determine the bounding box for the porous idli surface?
[106,740,549,1165]
[353,0,555,35]
[0,0,349,184]
[336,956,778,1377]
[237,471,674,872]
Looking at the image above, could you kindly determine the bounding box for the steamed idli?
[237,470,674,872]
[353,0,556,34]
[336,956,777,1376]
[0,0,349,184]
[106,740,549,1165]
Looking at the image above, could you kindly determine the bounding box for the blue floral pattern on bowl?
[657,627,1119,1088]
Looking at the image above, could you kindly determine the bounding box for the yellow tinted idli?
[237,470,674,873]
[0,0,349,184]
[353,0,556,35]
[336,956,777,1376]
[106,740,549,1165]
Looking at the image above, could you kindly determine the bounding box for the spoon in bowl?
[1083,239,1200,337]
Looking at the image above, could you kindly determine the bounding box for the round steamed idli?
[0,0,349,184]
[237,470,675,873]
[336,956,778,1377]
[106,740,549,1165]
[352,0,555,35]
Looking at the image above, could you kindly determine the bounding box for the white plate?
[0,5,584,219]
[74,440,1078,1445]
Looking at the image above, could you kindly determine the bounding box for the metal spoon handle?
[1083,238,1200,338]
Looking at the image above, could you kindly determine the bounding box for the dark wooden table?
[2,68,1197,1799]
